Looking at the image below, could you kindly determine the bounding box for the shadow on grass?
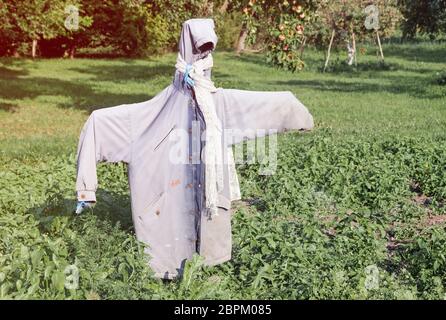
[385,44,446,64]
[230,53,266,66]
[0,65,29,78]
[0,76,152,113]
[0,103,19,112]
[0,65,29,111]
[68,60,174,83]
[30,187,133,233]
[274,77,443,100]
[0,60,175,113]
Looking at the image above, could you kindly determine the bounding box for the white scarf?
[175,53,224,217]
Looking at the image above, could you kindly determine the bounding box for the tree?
[307,0,401,49]
[4,0,69,58]
[399,0,446,39]
[115,0,215,56]
[0,0,93,58]
[304,0,401,68]
[232,0,319,71]
[0,0,19,56]
[40,1,93,58]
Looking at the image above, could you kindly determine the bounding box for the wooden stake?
[376,30,384,61]
[299,36,307,59]
[352,31,357,66]
[349,22,357,66]
[324,29,335,73]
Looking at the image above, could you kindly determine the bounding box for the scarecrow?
[75,19,314,279]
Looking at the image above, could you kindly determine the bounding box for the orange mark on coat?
[170,179,181,188]
[186,183,193,189]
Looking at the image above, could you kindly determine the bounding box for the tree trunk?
[69,45,76,59]
[236,25,248,54]
[31,39,38,58]
[219,0,229,14]
[203,0,214,16]
[12,46,19,58]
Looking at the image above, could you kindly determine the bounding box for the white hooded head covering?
[179,19,218,64]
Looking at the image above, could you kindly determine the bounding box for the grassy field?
[0,42,445,299]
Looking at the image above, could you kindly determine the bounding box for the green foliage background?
[399,0,446,39]
[1,0,445,71]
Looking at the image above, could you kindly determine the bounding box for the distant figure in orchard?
[75,19,314,279]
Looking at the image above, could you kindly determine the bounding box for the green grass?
[0,41,445,299]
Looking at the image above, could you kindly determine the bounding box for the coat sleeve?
[75,105,132,202]
[220,89,314,145]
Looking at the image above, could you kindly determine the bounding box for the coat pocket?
[154,124,176,151]
[137,191,166,229]
[143,191,165,215]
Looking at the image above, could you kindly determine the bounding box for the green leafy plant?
[436,69,446,86]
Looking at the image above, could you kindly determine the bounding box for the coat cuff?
[77,190,96,202]
[217,195,231,210]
